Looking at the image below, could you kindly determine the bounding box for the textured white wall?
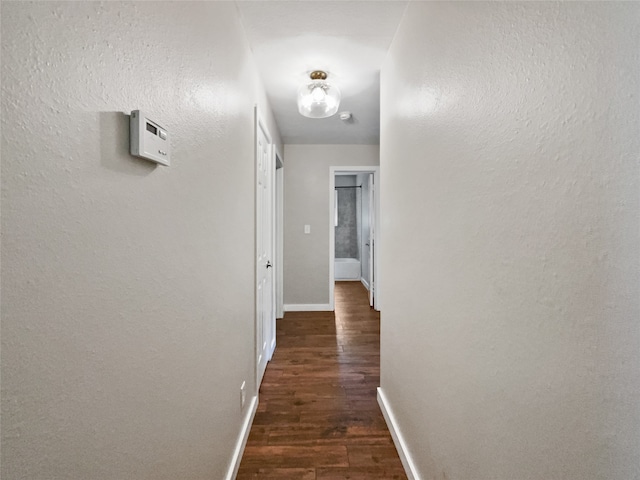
[1,2,280,479]
[283,145,378,306]
[380,3,640,479]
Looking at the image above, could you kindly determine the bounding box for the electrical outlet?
[240,381,246,410]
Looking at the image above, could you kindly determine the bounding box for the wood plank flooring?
[237,282,407,479]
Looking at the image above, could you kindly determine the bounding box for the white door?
[256,115,274,389]
[368,174,375,307]
[269,145,278,356]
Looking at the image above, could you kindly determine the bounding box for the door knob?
[266,261,272,268]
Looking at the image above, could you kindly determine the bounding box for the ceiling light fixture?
[297,70,341,119]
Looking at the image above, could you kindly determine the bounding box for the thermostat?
[130,110,170,166]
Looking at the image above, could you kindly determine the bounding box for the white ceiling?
[236,1,408,145]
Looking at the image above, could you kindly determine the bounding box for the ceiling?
[236,1,409,145]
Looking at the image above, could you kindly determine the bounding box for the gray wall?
[335,175,359,259]
[1,3,280,479]
[380,3,640,479]
[283,145,379,307]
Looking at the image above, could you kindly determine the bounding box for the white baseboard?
[224,394,258,480]
[377,387,420,480]
[361,277,370,290]
[283,304,332,312]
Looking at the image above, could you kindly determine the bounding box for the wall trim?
[361,277,370,290]
[377,387,420,480]
[283,304,333,312]
[224,394,258,480]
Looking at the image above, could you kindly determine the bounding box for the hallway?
[237,282,407,479]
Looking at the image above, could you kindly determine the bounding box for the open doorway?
[329,166,379,311]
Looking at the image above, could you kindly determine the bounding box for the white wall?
[380,3,640,480]
[1,2,280,479]
[283,145,379,307]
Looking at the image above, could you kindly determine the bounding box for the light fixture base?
[309,70,327,80]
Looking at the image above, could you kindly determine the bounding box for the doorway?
[329,166,379,311]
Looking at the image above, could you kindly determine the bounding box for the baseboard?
[377,387,420,480]
[283,304,332,312]
[335,278,361,281]
[224,394,258,480]
[361,277,370,290]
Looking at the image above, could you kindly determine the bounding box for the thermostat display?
[130,110,170,166]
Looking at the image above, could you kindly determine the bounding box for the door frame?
[275,148,284,321]
[329,166,380,311]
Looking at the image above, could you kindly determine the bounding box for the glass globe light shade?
[297,81,341,118]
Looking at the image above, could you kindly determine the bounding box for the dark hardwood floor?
[236,281,407,479]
